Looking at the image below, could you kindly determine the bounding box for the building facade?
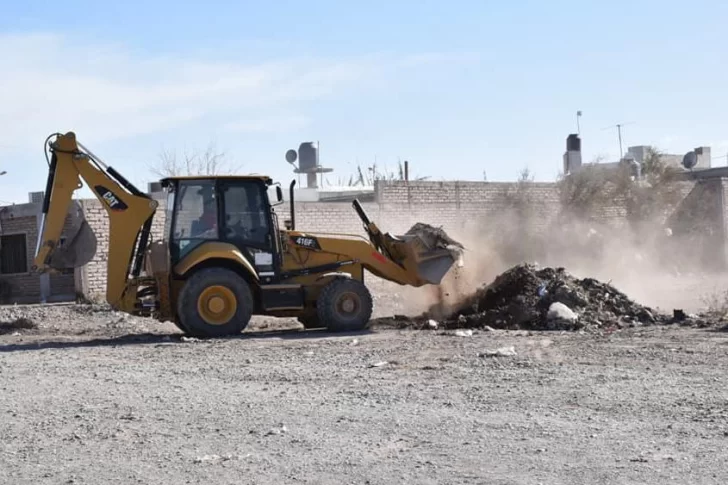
[0,194,78,304]
[3,174,728,305]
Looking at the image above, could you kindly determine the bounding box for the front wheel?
[177,267,253,338]
[316,278,373,332]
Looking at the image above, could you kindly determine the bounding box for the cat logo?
[102,192,119,207]
[94,185,128,211]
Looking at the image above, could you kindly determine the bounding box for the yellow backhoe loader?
[32,132,464,337]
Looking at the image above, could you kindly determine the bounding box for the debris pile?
[405,222,464,252]
[408,263,675,331]
[0,302,159,337]
[0,316,37,335]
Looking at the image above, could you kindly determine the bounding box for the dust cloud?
[397,203,728,318]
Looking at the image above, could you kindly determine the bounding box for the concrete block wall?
[0,215,42,302]
[722,179,728,264]
[0,204,77,303]
[668,178,727,270]
[72,177,728,301]
[77,199,167,300]
[77,200,110,300]
[290,181,566,238]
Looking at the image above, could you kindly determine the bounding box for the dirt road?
[1,308,727,484]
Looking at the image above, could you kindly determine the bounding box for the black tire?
[297,315,324,329]
[316,278,373,332]
[171,317,189,334]
[177,267,254,338]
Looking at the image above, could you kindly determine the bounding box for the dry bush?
[557,163,617,221]
[500,167,535,211]
[621,148,684,231]
[151,143,241,178]
[700,289,728,318]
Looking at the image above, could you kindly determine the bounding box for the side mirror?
[269,183,284,206]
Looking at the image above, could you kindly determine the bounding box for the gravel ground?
[2,289,728,484]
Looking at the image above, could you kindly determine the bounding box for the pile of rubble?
[401,263,704,331]
[0,302,158,337]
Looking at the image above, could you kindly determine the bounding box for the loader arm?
[33,132,158,311]
[284,201,465,287]
[350,199,464,286]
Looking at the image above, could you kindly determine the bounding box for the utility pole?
[602,122,634,160]
[617,123,624,159]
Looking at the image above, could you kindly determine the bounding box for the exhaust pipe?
[289,179,296,231]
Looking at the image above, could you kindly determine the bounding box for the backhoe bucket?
[397,223,465,285]
[46,201,98,269]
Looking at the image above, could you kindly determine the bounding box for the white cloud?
[223,114,311,133]
[399,51,481,67]
[0,32,475,203]
[0,33,461,151]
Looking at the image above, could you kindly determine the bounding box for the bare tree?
[517,167,534,183]
[150,143,240,178]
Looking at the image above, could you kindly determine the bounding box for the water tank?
[298,142,318,171]
[566,134,581,152]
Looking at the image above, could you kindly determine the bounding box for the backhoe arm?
[33,132,158,311]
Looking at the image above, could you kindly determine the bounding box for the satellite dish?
[285,149,298,165]
[682,151,697,170]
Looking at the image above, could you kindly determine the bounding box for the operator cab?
[159,175,284,282]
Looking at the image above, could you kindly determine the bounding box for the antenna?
[602,121,635,159]
[576,110,582,135]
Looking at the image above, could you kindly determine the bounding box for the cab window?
[221,181,271,248]
[171,181,218,258]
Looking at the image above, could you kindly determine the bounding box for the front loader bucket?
[397,223,465,285]
[414,250,461,285]
[47,201,98,269]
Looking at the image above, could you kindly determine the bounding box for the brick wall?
[77,199,168,300]
[661,179,725,271]
[294,181,566,238]
[73,177,728,300]
[723,180,728,264]
[0,215,42,302]
[77,200,109,300]
[0,206,77,303]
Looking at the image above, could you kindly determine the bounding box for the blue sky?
[1,0,727,203]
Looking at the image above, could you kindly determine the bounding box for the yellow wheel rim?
[196,285,237,325]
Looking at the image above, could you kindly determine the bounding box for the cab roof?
[160,174,273,184]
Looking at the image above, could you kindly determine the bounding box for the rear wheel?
[177,267,253,338]
[316,278,373,332]
[171,317,189,334]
